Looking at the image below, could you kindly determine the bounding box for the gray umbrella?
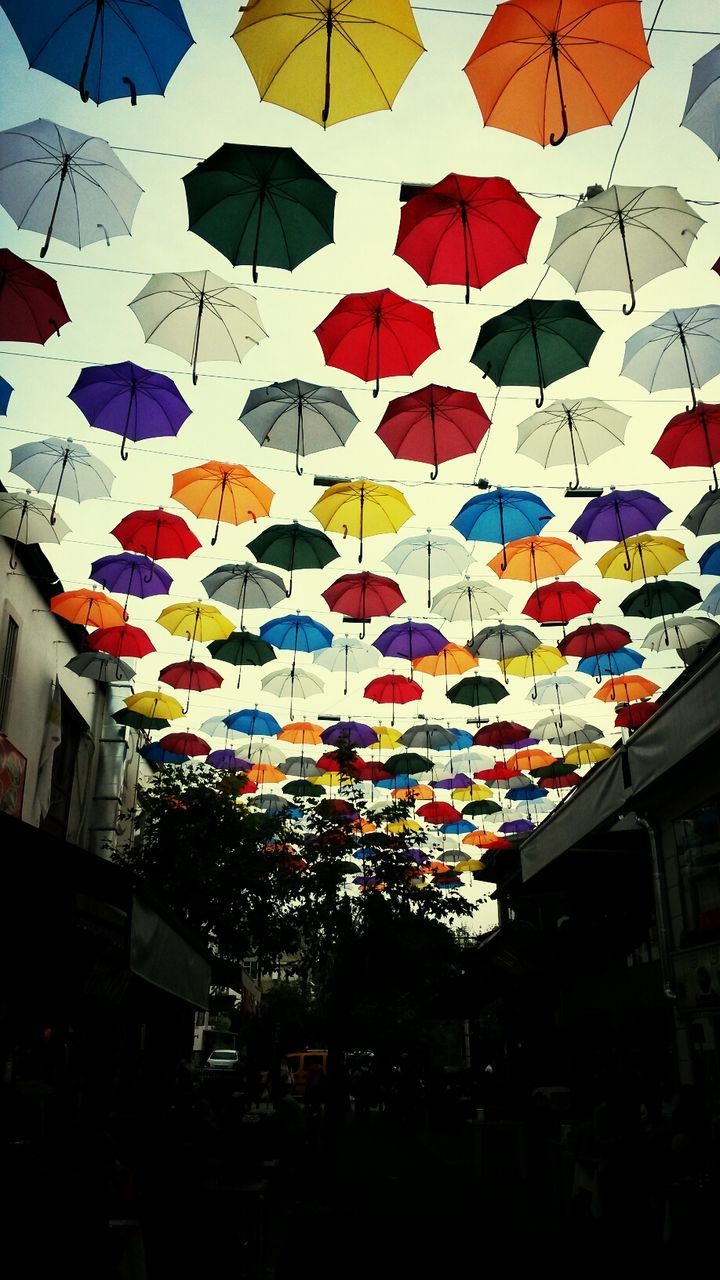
[239,378,359,474]
[682,489,720,537]
[201,562,288,625]
[66,651,135,682]
[621,306,720,410]
[0,117,142,257]
[681,42,720,159]
[532,714,603,745]
[10,436,114,523]
[284,755,321,778]
[469,624,541,678]
[399,723,456,750]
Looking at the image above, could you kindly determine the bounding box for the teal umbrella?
[183,143,336,280]
[470,298,603,407]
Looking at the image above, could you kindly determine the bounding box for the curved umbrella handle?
[549,44,569,146]
[622,277,637,316]
[78,1,103,102]
[122,77,138,106]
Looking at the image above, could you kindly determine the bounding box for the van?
[285,1049,328,1096]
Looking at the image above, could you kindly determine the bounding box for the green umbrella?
[183,142,336,281]
[620,579,701,645]
[470,298,603,408]
[207,630,276,689]
[283,779,326,797]
[463,799,502,817]
[446,675,509,707]
[247,520,339,595]
[383,751,434,776]
[112,708,170,732]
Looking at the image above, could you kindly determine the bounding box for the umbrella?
[201,563,287,626]
[559,622,631,663]
[259,613,333,659]
[701,584,720,615]
[2,0,193,104]
[248,520,339,595]
[447,675,508,709]
[314,289,439,397]
[570,490,671,567]
[261,666,324,719]
[233,740,286,767]
[620,580,701,645]
[384,751,434,777]
[399,723,456,751]
[111,508,201,565]
[431,580,510,640]
[395,174,539,303]
[464,0,650,147]
[596,675,659,703]
[474,720,529,748]
[65,651,134,683]
[384,532,471,608]
[156,601,234,660]
[240,378,357,475]
[488,537,580,593]
[88,624,154,658]
[413,644,477,692]
[469,624,541,672]
[370,725,402,751]
[597,534,687,583]
[284,779,325,798]
[471,297,603,408]
[313,636,376,696]
[577,646,644,679]
[207,631,276,689]
[0,490,69,567]
[376,383,490,479]
[0,376,12,414]
[364,674,423,724]
[532,675,588,707]
[184,143,335,280]
[90,553,172,614]
[642,616,720,654]
[451,488,553,570]
[207,750,249,771]
[506,748,555,772]
[564,743,614,766]
[139,743,187,765]
[278,722,324,746]
[125,689,184,721]
[516,397,629,490]
[621,306,720,410]
[0,249,70,343]
[522,580,600,627]
[69,361,191,461]
[171,461,274,545]
[681,42,720,158]
[0,117,143,257]
[159,733,210,759]
[224,708,282,736]
[699,543,720,576]
[321,721,377,748]
[51,589,125,630]
[158,661,223,712]
[374,621,448,665]
[653,404,720,490]
[322,572,405,638]
[463,799,502,817]
[500,819,535,835]
[129,270,266,384]
[417,801,461,825]
[615,702,657,729]
[233,0,424,128]
[532,715,602,747]
[683,487,720,536]
[9,436,114,523]
[501,645,566,694]
[546,185,704,315]
[311,479,412,564]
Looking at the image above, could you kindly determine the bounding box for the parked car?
[205,1049,239,1072]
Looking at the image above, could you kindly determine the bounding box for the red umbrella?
[615,701,657,729]
[0,249,71,343]
[417,800,462,824]
[395,174,540,302]
[322,571,405,639]
[158,732,210,756]
[88,623,155,657]
[376,384,491,479]
[542,771,582,789]
[652,404,720,490]
[316,749,365,776]
[522,580,600,627]
[314,288,439,397]
[111,508,201,562]
[473,720,529,748]
[355,761,393,784]
[364,673,423,724]
[159,659,223,713]
[474,763,520,783]
[559,623,631,660]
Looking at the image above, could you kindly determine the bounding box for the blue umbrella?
[577,646,645,677]
[701,583,720,615]
[223,708,282,736]
[375,773,419,790]
[505,784,548,802]
[3,0,194,105]
[259,612,333,660]
[699,542,720,575]
[440,820,476,835]
[451,486,553,569]
[139,742,188,765]
[0,375,13,414]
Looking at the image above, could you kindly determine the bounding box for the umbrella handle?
[549,50,569,146]
[322,10,333,126]
[78,0,103,102]
[622,279,637,316]
[122,77,138,106]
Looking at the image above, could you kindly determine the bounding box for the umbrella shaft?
[79,0,103,101]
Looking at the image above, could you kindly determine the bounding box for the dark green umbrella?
[283,778,326,797]
[112,708,170,732]
[183,143,336,281]
[620,579,701,644]
[470,298,603,408]
[247,520,339,595]
[207,630,276,689]
[447,675,509,707]
[463,799,502,817]
[383,751,434,776]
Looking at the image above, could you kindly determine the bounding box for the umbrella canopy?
[259,613,333,655]
[171,461,274,545]
[431,580,510,637]
[156,602,234,659]
[0,249,70,343]
[418,801,461,825]
[501,646,566,688]
[374,621,447,665]
[234,740,287,767]
[488,536,580,587]
[546,185,704,315]
[364,674,423,723]
[240,378,358,475]
[516,397,629,489]
[653,404,720,490]
[111,508,201,563]
[125,689,184,721]
[464,0,650,147]
[701,584,720,616]
[376,383,490,478]
[278,721,324,746]
[314,288,439,397]
[69,360,191,460]
[384,532,471,608]
[395,174,539,302]
[469,624,541,667]
[184,143,336,279]
[322,573,405,638]
[595,675,659,703]
[313,636,376,696]
[384,751,434,777]
[471,297,603,408]
[577,646,644,678]
[139,744,186,765]
[248,520,339,595]
[0,491,70,567]
[570,490,671,557]
[88,624,154,658]
[474,720,530,748]
[447,675,508,708]
[66,651,135,683]
[620,581,701,633]
[0,117,143,257]
[615,702,658,729]
[522,580,600,626]
[9,436,114,523]
[399,723,456,751]
[90,553,172,609]
[681,42,720,158]
[451,488,553,563]
[207,750,249,771]
[643,616,720,654]
[621,306,720,409]
[699,543,720,576]
[311,479,412,564]
[261,666,324,718]
[559,623,631,660]
[597,534,687,582]
[129,270,266,383]
[2,0,193,103]
[683,486,720,537]
[413,644,477,687]
[159,660,222,695]
[159,733,210,758]
[207,631,276,689]
[532,675,589,707]
[564,743,614,766]
[532,715,602,746]
[51,589,126,630]
[201,563,287,625]
[233,0,424,128]
[0,376,12,414]
[321,721,377,748]
[223,708,282,736]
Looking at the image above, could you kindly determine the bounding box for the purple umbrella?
[374,620,448,665]
[570,489,671,570]
[69,360,191,460]
[90,552,172,614]
[434,773,473,789]
[321,720,378,748]
[207,749,251,770]
[500,818,535,834]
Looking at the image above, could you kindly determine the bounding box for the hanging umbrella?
[90,553,172,615]
[261,666,324,719]
[564,743,614,766]
[683,487,720,536]
[88,624,154,658]
[620,580,701,645]
[506,747,556,772]
[284,779,326,798]
[111,508,201,566]
[681,42,720,158]
[233,0,424,128]
[278,722,324,747]
[468,624,541,672]
[69,361,191,461]
[66,651,135,683]
[413,644,477,693]
[559,622,631,663]
[311,479,413,564]
[240,378,357,475]
[158,660,223,712]
[532,715,602,747]
[595,675,659,703]
[156,601,234,660]
[376,383,490,478]
[399,723,456,751]
[159,733,210,758]
[431,580,510,640]
[522,580,600,627]
[321,721,377,748]
[699,543,720,576]
[621,306,720,410]
[570,489,671,566]
[451,488,553,571]
[653,404,720,491]
[322,572,405,639]
[9,436,114,523]
[615,702,658,729]
[125,689,184,722]
[577,646,644,679]
[501,645,567,696]
[0,118,143,258]
[384,532,471,608]
[546,185,704,315]
[207,750,249,772]
[2,0,193,104]
[384,751,434,777]
[463,799,502,817]
[248,520,338,596]
[370,725,402,751]
[313,636,376,696]
[259,612,333,658]
[51,588,126,630]
[701,583,720,615]
[395,173,539,303]
[184,143,335,280]
[171,461,274,545]
[447,674,508,709]
[516,397,629,489]
[0,490,69,567]
[364,674,423,724]
[314,289,439,397]
[0,376,13,414]
[201,563,287,625]
[471,297,603,407]
[374,621,447,666]
[129,270,266,384]
[464,0,650,147]
[597,534,687,583]
[642,616,720,654]
[488,537,580,594]
[0,249,70,343]
[233,740,286,767]
[223,708,282,736]
[207,631,276,689]
[531,675,589,707]
[474,720,529,748]
[418,801,461,826]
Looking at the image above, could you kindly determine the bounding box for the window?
[675,797,720,936]
[0,614,19,730]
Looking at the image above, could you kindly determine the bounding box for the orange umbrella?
[248,762,286,784]
[463,829,506,848]
[413,642,477,692]
[506,747,556,771]
[595,674,659,703]
[488,536,580,587]
[394,783,434,801]
[171,461,274,545]
[464,0,651,147]
[51,588,126,629]
[278,721,324,745]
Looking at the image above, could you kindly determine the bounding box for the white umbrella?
[532,675,589,706]
[621,306,720,409]
[260,665,324,719]
[233,739,287,767]
[313,635,376,695]
[384,532,471,607]
[642,615,720,653]
[0,490,70,567]
[532,714,603,745]
[239,379,359,475]
[0,118,142,257]
[9,436,114,522]
[129,270,267,383]
[431,579,510,637]
[515,397,629,490]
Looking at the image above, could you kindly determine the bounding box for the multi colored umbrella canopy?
[0,249,70,343]
[240,379,358,475]
[653,404,720,489]
[69,361,191,460]
[315,289,439,396]
[471,298,603,407]
[172,462,274,545]
[311,480,413,564]
[516,398,629,489]
[376,384,491,479]
[9,436,114,522]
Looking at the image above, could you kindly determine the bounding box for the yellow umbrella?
[233,1,425,128]
[564,742,614,766]
[278,721,324,745]
[452,783,492,802]
[124,689,184,721]
[597,534,687,581]
[371,724,402,750]
[311,770,341,786]
[502,644,566,679]
[456,857,485,872]
[310,479,412,564]
[386,818,420,834]
[156,601,234,659]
